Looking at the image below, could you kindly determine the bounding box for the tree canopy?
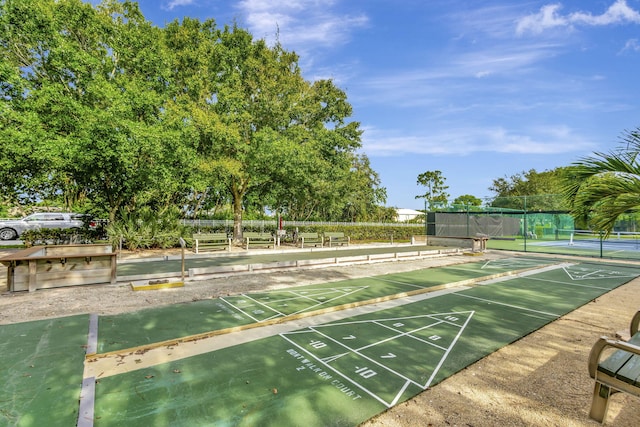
[0,0,387,236]
[415,170,449,210]
[488,168,568,211]
[452,194,482,207]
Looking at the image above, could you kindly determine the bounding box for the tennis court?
[1,257,638,426]
[488,230,640,260]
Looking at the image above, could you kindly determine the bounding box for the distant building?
[395,208,424,222]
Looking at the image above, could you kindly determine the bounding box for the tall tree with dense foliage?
[0,0,193,220]
[489,168,567,211]
[453,194,482,207]
[563,127,640,233]
[200,26,363,238]
[415,170,449,210]
[0,0,377,237]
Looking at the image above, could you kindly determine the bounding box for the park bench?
[296,232,323,248]
[193,233,231,254]
[323,232,350,247]
[244,232,276,250]
[588,310,640,423]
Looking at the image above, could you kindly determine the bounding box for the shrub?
[106,207,189,251]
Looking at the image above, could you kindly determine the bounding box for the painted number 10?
[355,366,377,379]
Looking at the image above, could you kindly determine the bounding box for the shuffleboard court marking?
[220,294,286,323]
[562,265,639,280]
[453,293,560,318]
[220,286,370,321]
[480,263,636,291]
[480,257,552,270]
[526,276,615,291]
[280,310,474,407]
[84,259,565,379]
[84,286,467,379]
[478,263,572,284]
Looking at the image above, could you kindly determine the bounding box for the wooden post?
[179,237,186,282]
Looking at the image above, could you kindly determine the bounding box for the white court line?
[526,276,612,291]
[282,310,475,407]
[279,332,394,407]
[476,263,572,285]
[288,287,369,316]
[453,293,559,318]
[238,294,287,317]
[424,311,474,389]
[358,320,449,352]
[218,297,265,323]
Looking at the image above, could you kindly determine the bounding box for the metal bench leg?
[589,382,611,424]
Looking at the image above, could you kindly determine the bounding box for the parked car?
[0,212,90,240]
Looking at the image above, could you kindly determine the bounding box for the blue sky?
[106,0,640,209]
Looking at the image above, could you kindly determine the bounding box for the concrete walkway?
[116,243,465,283]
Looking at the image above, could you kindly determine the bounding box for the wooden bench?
[323,232,349,247]
[193,233,231,254]
[296,232,323,248]
[244,232,275,250]
[588,310,640,423]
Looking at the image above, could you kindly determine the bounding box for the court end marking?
[424,311,475,388]
[280,310,475,407]
[220,295,285,323]
[477,263,574,285]
[453,293,560,318]
[562,265,639,281]
[527,276,614,291]
[221,286,370,323]
[288,287,370,316]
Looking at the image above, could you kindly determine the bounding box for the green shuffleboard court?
[89,259,638,426]
[0,315,90,427]
[2,257,638,426]
[96,257,553,353]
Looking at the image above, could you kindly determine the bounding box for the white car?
[0,212,88,240]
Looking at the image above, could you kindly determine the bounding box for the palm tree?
[563,127,640,234]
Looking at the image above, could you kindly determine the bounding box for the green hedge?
[184,224,423,243]
[289,225,423,242]
[20,228,104,246]
[21,224,425,249]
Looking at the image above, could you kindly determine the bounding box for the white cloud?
[621,38,640,53]
[516,4,568,35]
[570,0,640,26]
[361,126,596,157]
[236,0,368,50]
[164,0,196,11]
[517,0,640,35]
